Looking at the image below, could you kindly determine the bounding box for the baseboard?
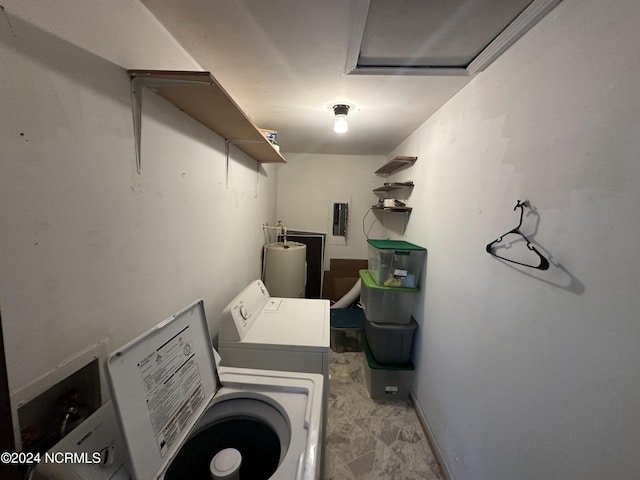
[409,391,454,480]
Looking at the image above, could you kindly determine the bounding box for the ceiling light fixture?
[333,104,350,134]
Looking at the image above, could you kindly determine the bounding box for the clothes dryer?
[218,280,330,381]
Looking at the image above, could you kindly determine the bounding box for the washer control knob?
[238,305,249,320]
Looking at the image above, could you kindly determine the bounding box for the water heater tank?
[263,242,307,298]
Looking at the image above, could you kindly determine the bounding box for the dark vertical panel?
[0,311,20,480]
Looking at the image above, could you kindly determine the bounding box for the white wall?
[385,1,640,479]
[0,2,277,399]
[276,153,387,270]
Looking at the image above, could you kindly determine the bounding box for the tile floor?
[324,351,443,480]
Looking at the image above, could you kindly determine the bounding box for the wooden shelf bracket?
[224,139,265,190]
[130,75,209,174]
[128,70,286,175]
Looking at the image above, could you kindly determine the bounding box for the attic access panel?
[346,0,562,75]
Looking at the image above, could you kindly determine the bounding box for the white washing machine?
[218,280,330,380]
[36,300,324,480]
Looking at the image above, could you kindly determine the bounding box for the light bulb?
[333,114,348,133]
[332,104,350,134]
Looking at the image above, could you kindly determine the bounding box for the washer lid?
[106,300,219,480]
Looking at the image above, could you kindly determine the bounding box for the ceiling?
[140,0,557,156]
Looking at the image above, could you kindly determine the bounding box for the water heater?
[263,242,307,298]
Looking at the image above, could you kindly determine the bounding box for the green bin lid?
[359,270,419,293]
[367,239,426,251]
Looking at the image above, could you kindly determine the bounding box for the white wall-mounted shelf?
[128,70,286,173]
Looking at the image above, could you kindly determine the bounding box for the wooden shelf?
[373,181,414,193]
[374,156,417,176]
[128,70,286,172]
[372,206,413,213]
[372,157,416,233]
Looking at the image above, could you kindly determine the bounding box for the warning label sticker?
[137,326,205,457]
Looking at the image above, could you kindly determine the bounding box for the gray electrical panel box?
[332,203,348,236]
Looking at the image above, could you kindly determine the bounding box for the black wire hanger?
[485,200,550,270]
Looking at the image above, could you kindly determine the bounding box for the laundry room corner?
[276,153,387,272]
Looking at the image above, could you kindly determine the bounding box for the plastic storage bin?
[359,270,418,324]
[367,239,426,288]
[363,337,414,401]
[365,317,417,364]
[330,308,365,352]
